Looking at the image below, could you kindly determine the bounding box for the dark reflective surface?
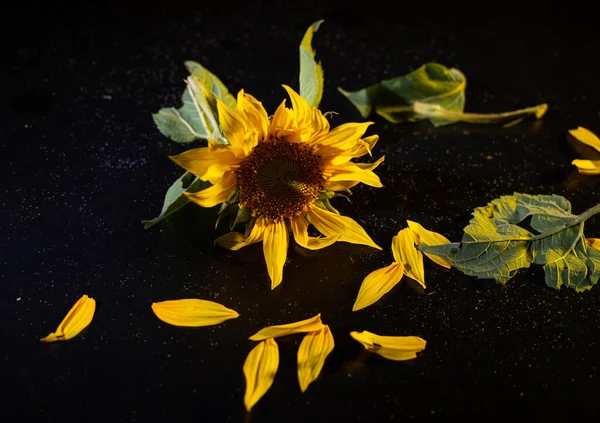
[2,1,600,422]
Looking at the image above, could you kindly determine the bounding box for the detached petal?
[406,220,452,269]
[569,127,600,152]
[307,206,381,250]
[297,325,335,392]
[243,338,279,411]
[291,216,340,250]
[350,330,426,361]
[249,314,325,341]
[352,263,405,311]
[151,299,239,327]
[40,294,96,342]
[392,228,426,288]
[572,159,600,175]
[263,220,289,290]
[215,217,268,251]
[311,122,373,158]
[184,171,236,208]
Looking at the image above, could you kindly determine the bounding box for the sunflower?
[170,85,384,289]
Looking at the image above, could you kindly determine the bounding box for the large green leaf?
[299,20,324,108]
[420,193,600,291]
[142,172,210,229]
[339,62,547,127]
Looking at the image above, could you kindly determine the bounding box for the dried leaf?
[151,299,239,327]
[406,220,452,269]
[350,330,426,361]
[249,314,325,341]
[297,325,335,392]
[352,263,405,311]
[393,228,425,288]
[243,338,279,411]
[40,294,96,342]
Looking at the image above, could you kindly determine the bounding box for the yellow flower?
[170,85,384,289]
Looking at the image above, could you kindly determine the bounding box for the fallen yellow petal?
[249,314,325,341]
[587,238,600,252]
[297,325,335,392]
[392,228,426,288]
[243,338,279,411]
[406,220,452,268]
[40,294,96,342]
[572,159,600,175]
[151,299,239,327]
[350,330,426,361]
[352,262,405,311]
[569,127,600,152]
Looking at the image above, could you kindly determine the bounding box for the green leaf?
[419,193,600,291]
[339,62,547,127]
[142,172,210,229]
[299,20,324,108]
[184,61,236,109]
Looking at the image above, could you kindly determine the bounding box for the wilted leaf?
[406,220,452,268]
[41,294,96,342]
[339,62,546,127]
[142,172,211,229]
[353,263,405,311]
[249,314,325,341]
[419,193,600,291]
[243,338,279,411]
[299,20,324,107]
[151,298,239,327]
[297,325,335,392]
[350,330,426,361]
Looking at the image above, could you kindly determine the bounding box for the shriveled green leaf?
[185,60,236,108]
[299,20,324,107]
[142,172,210,229]
[339,62,546,127]
[419,193,600,291]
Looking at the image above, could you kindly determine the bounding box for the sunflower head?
[170,85,384,289]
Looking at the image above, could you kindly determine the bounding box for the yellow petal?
[169,146,237,182]
[311,122,373,158]
[243,338,279,411]
[352,263,405,311]
[151,299,239,327]
[237,89,270,141]
[291,216,340,250]
[572,159,600,175]
[269,99,295,137]
[249,313,325,341]
[324,159,384,188]
[587,238,600,252]
[215,217,268,251]
[350,331,426,361]
[569,127,600,152]
[263,220,289,290]
[307,205,381,250]
[392,228,426,288]
[322,180,361,192]
[297,325,335,392]
[406,220,452,269]
[328,135,380,166]
[40,294,96,342]
[216,98,249,153]
[283,85,312,129]
[311,106,330,135]
[184,171,236,208]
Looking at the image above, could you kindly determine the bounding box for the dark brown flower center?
[236,141,324,221]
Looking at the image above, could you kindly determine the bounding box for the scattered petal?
[249,314,325,341]
[572,159,600,175]
[569,127,600,152]
[297,325,335,392]
[151,299,239,327]
[350,330,426,361]
[243,338,279,411]
[352,262,405,311]
[40,294,96,342]
[392,228,426,288]
[407,220,452,268]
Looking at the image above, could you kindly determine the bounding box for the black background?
[2,1,600,422]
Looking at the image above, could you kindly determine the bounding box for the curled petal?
[215,217,268,251]
[151,299,239,327]
[587,238,600,252]
[237,89,270,141]
[283,85,312,129]
[297,325,335,392]
[328,134,380,166]
[249,314,325,341]
[406,220,452,268]
[40,295,96,342]
[169,143,238,182]
[263,220,289,290]
[392,228,425,288]
[270,99,294,137]
[350,330,426,361]
[572,159,600,175]
[311,122,373,158]
[352,263,405,311]
[325,159,384,188]
[569,127,600,152]
[184,172,236,208]
[291,216,340,250]
[216,99,250,154]
[243,338,279,411]
[307,206,381,250]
